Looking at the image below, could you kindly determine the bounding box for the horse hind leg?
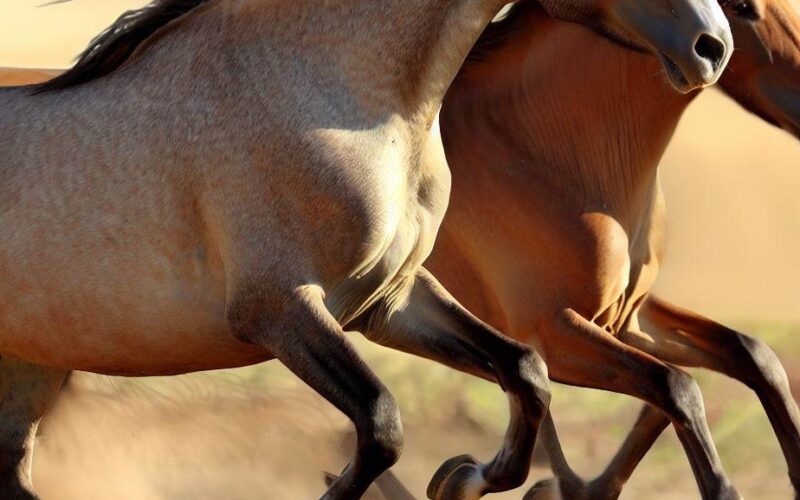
[226,284,403,500]
[540,295,800,500]
[525,404,668,500]
[525,292,800,500]
[0,356,69,499]
[622,296,800,495]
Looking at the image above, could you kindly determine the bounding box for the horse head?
[720,0,800,138]
[537,0,734,93]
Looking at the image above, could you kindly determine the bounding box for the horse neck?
[33,0,507,128]
[443,9,697,220]
[397,0,512,125]
[218,0,508,128]
[719,0,800,131]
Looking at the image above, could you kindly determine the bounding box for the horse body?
[433,8,688,340]
[433,1,800,497]
[0,0,457,375]
[0,0,738,497]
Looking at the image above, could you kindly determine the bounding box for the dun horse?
[0,0,733,498]
[431,0,800,498]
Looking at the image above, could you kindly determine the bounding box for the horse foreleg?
[0,357,68,499]
[227,285,403,500]
[357,267,551,500]
[622,296,800,495]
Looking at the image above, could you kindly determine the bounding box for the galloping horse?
[0,0,733,498]
[431,0,800,498]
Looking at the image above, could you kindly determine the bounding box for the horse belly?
[0,226,268,375]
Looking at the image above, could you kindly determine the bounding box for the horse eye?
[731,0,759,20]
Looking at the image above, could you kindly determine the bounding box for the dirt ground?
[30,326,800,499]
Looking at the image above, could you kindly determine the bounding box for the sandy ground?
[2,2,800,499]
[31,328,800,499]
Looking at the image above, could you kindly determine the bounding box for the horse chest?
[322,127,450,326]
[570,214,661,334]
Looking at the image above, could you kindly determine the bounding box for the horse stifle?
[432,0,800,498]
[1,0,733,498]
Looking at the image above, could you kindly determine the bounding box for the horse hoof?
[523,478,561,500]
[427,454,480,500]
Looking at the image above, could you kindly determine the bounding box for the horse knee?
[358,389,404,469]
[653,369,705,426]
[735,335,790,393]
[516,351,552,417]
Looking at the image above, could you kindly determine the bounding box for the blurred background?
[2,0,800,498]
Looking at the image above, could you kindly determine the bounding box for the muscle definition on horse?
[429,0,800,498]
[1,0,733,498]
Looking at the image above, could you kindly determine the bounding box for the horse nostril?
[694,34,727,73]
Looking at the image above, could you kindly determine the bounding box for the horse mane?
[466,1,536,63]
[35,0,213,93]
[765,0,800,59]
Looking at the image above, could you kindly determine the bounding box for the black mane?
[35,0,212,92]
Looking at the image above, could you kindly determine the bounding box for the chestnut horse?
[0,0,734,498]
[431,0,800,498]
